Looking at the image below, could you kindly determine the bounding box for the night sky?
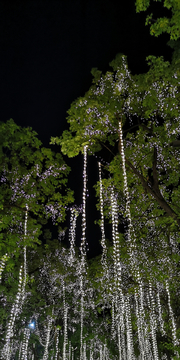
[0,0,172,257]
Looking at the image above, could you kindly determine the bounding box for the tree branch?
[125,157,180,227]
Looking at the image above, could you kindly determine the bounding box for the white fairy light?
[69,207,79,265]
[80,145,88,263]
[22,205,28,305]
[3,265,23,360]
[80,276,84,360]
[21,328,30,360]
[166,280,179,356]
[125,296,135,360]
[98,162,108,274]
[0,253,9,282]
[149,281,157,330]
[147,292,159,360]
[156,285,165,336]
[54,328,59,360]
[43,316,53,360]
[62,280,68,360]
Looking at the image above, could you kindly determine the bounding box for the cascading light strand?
[0,253,9,282]
[79,145,88,360]
[21,328,30,360]
[43,316,53,360]
[147,292,159,360]
[54,327,59,360]
[166,280,179,358]
[98,162,108,274]
[156,284,165,336]
[3,265,23,360]
[63,281,68,360]
[80,145,88,265]
[125,296,135,360]
[22,205,28,304]
[69,207,79,265]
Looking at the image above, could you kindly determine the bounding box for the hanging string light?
[22,205,28,303]
[166,280,179,357]
[0,253,9,283]
[21,327,30,360]
[69,207,79,265]
[63,281,68,360]
[54,328,59,360]
[156,284,165,336]
[3,265,23,360]
[98,162,108,273]
[80,145,88,264]
[43,316,53,360]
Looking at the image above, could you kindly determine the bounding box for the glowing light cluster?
[0,253,9,282]
[69,207,79,265]
[98,162,108,274]
[166,280,179,353]
[80,145,88,263]
[43,317,53,360]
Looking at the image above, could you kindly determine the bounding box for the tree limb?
[125,157,180,227]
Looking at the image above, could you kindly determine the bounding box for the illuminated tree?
[0,119,73,259]
[135,0,180,41]
[51,53,180,356]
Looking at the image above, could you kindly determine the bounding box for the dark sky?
[0,0,172,257]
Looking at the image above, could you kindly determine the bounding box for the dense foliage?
[1,0,180,358]
[0,119,73,260]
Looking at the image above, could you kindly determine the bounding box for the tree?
[51,53,180,356]
[135,0,180,40]
[0,119,74,259]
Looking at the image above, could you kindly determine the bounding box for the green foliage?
[135,0,180,40]
[0,119,74,257]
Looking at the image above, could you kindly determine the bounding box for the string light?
[98,162,108,274]
[0,253,9,282]
[166,280,179,357]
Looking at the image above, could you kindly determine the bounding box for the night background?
[0,0,172,258]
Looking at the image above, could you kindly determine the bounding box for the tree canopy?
[1,0,180,358]
[0,119,74,259]
[135,0,180,40]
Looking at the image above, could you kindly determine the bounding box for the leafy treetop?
[0,119,74,257]
[135,0,180,40]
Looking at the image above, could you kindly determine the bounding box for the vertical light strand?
[63,281,68,360]
[135,292,145,359]
[54,328,59,360]
[117,324,122,360]
[147,292,159,360]
[21,328,30,360]
[111,189,118,290]
[68,341,71,360]
[80,276,84,360]
[148,281,159,360]
[3,265,23,360]
[98,162,107,274]
[156,284,165,336]
[149,281,157,331]
[79,145,88,360]
[42,316,52,360]
[111,298,115,338]
[125,296,134,360]
[166,280,179,358]
[118,121,137,273]
[83,341,86,360]
[119,120,149,358]
[99,344,102,360]
[0,253,9,283]
[22,205,28,304]
[80,145,88,264]
[120,296,127,360]
[69,208,79,265]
